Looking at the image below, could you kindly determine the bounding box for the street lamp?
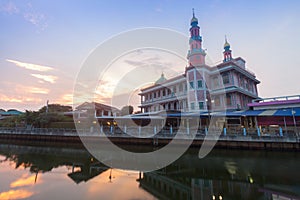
[292,108,297,136]
[206,98,214,128]
[206,98,210,122]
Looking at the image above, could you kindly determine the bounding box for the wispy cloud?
[0,95,22,103]
[56,93,73,105]
[1,1,19,14]
[6,59,54,72]
[0,189,33,200]
[24,12,46,26]
[29,87,49,94]
[1,1,48,31]
[10,174,39,188]
[31,74,57,84]
[0,94,42,104]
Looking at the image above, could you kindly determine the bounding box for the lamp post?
[205,98,214,130]
[292,108,297,136]
[206,98,211,126]
[282,109,287,135]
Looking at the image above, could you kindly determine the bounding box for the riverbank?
[0,129,299,151]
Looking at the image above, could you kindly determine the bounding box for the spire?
[190,8,198,26]
[187,9,206,66]
[223,35,232,62]
[155,73,167,85]
[224,35,230,50]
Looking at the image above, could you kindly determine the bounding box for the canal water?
[0,142,299,200]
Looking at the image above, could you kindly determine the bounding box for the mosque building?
[139,10,260,113]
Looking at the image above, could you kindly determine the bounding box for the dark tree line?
[0,104,74,128]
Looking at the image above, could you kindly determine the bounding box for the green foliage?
[0,104,74,128]
[39,104,72,113]
[0,115,24,127]
[49,122,75,129]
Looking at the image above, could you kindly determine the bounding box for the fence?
[0,126,299,142]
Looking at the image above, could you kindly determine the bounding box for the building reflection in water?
[0,143,299,200]
[137,150,300,200]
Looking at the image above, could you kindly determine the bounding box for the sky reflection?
[0,143,299,199]
[0,154,155,200]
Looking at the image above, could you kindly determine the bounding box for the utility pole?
[46,100,49,114]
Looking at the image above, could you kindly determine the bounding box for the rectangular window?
[173,86,176,93]
[191,102,195,110]
[189,81,194,89]
[179,84,183,92]
[167,89,171,95]
[214,96,221,107]
[226,94,232,106]
[222,73,230,84]
[198,102,204,110]
[212,77,219,88]
[197,80,203,89]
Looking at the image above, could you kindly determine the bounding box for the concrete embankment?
[0,131,299,151]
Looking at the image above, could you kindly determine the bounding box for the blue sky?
[1,0,300,111]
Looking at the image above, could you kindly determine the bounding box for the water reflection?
[0,143,299,200]
[139,149,300,200]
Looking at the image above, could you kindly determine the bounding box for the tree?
[23,104,73,128]
[120,105,134,116]
[38,104,72,113]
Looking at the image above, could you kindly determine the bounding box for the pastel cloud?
[28,87,49,94]
[0,95,22,103]
[0,94,43,103]
[57,93,73,105]
[31,74,57,83]
[0,189,33,200]
[10,174,39,188]
[1,2,47,31]
[23,12,47,30]
[1,1,19,14]
[6,59,54,72]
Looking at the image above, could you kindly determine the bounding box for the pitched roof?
[76,102,120,112]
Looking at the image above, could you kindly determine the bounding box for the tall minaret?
[223,36,232,62]
[187,9,206,66]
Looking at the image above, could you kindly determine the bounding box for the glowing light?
[249,177,254,184]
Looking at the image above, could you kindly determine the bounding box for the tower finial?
[223,35,232,62]
[224,35,230,49]
[192,8,195,17]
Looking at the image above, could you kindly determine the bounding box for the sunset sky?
[1,0,300,111]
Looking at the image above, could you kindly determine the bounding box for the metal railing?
[0,126,299,143]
